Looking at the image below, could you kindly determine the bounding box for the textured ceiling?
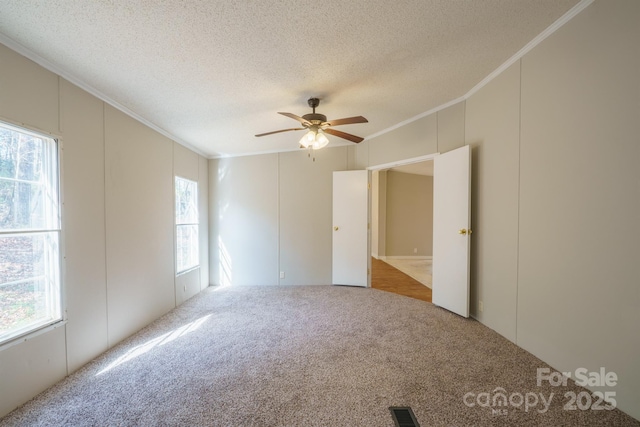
[0,0,580,158]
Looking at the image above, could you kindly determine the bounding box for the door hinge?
[367,222,370,230]
[368,183,371,190]
[367,268,370,275]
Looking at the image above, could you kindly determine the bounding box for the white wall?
[278,148,348,285]
[198,156,210,292]
[371,171,380,257]
[465,1,639,417]
[0,43,209,417]
[377,171,387,258]
[368,114,438,167]
[516,0,639,417]
[355,102,465,169]
[437,102,465,154]
[209,147,349,287]
[209,154,279,286]
[385,171,433,257]
[58,79,109,373]
[370,170,388,259]
[104,106,175,346]
[465,61,521,342]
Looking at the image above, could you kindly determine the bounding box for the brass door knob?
[334,226,339,231]
[459,228,472,235]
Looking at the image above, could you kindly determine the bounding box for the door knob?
[334,226,339,231]
[459,228,472,235]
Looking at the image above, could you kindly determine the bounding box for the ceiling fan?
[255,98,368,150]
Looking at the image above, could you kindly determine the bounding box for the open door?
[432,145,471,317]
[332,170,369,287]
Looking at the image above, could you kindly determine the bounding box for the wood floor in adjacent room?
[371,257,432,303]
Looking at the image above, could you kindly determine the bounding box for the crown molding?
[465,0,595,99]
[364,96,466,142]
[367,0,594,143]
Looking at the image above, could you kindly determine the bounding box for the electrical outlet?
[479,300,484,313]
[413,248,418,254]
[280,271,285,279]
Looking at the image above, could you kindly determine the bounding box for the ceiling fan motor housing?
[302,113,327,124]
[305,97,325,122]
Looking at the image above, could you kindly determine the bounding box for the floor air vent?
[389,407,420,427]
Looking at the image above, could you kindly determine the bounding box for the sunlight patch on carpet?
[96,314,211,376]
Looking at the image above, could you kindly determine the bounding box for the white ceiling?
[0,0,580,158]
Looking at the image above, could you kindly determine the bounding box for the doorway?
[332,146,471,316]
[370,159,434,302]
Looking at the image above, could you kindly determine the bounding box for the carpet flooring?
[1,285,637,426]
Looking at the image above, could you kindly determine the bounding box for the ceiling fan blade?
[324,128,364,143]
[255,128,305,137]
[278,112,311,126]
[324,116,368,127]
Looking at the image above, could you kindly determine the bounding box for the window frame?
[0,121,63,346]
[174,176,199,275]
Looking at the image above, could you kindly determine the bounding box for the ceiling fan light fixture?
[313,131,329,149]
[299,130,314,148]
[299,128,329,150]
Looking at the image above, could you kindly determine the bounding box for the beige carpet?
[383,258,432,288]
[1,285,637,426]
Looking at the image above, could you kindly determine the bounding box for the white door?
[432,145,471,317]
[332,170,369,287]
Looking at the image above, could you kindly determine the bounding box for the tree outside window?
[0,123,61,344]
[175,177,198,274]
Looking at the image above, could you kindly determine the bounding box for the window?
[175,177,199,274]
[0,122,61,345]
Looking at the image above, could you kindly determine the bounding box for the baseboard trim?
[384,256,432,260]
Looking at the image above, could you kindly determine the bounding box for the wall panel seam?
[515,58,523,345]
[102,102,110,349]
[277,153,281,285]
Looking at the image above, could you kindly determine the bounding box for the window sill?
[0,319,67,353]
[176,265,200,277]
